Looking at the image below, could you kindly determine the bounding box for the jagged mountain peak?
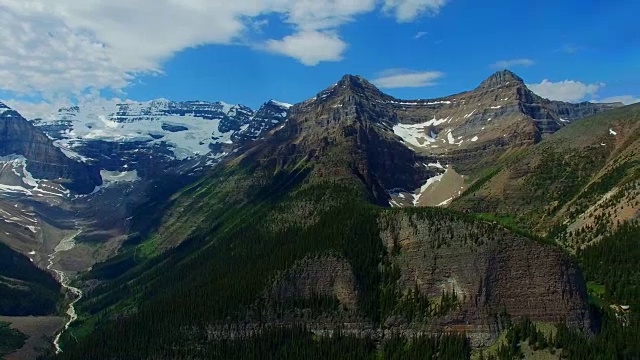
[0,101,14,115]
[337,74,372,87]
[307,74,392,106]
[477,69,525,90]
[266,99,293,109]
[336,74,384,95]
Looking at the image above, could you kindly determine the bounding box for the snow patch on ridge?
[413,173,445,206]
[393,118,449,148]
[100,170,140,183]
[0,155,69,197]
[270,100,293,109]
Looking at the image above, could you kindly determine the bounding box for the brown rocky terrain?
[452,103,640,248]
[379,210,592,332]
[0,316,64,360]
[264,254,360,314]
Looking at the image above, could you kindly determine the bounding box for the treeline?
[55,325,470,360]
[578,221,640,309]
[0,242,61,315]
[484,314,640,360]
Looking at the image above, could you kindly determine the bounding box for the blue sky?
[1,0,638,117]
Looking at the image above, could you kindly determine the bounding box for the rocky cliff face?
[386,70,621,174]
[0,102,101,193]
[378,210,592,333]
[266,254,359,313]
[232,100,292,144]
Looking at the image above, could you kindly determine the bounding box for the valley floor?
[0,316,64,360]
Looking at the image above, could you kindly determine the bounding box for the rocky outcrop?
[266,254,359,312]
[378,210,592,332]
[232,100,291,144]
[0,103,101,193]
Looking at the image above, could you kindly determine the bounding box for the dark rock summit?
[0,102,101,193]
[477,69,525,90]
[232,100,291,143]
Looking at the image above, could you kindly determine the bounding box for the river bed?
[47,229,83,354]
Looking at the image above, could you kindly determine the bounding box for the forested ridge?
[0,242,61,316]
[48,156,640,360]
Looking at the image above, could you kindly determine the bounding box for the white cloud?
[560,44,581,54]
[265,31,346,66]
[527,79,605,102]
[414,31,428,39]
[263,0,376,65]
[1,98,67,119]
[383,0,448,22]
[490,58,535,69]
[599,95,640,105]
[372,69,444,88]
[0,0,450,103]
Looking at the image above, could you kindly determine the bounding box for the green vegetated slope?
[57,168,576,359]
[0,242,61,316]
[456,104,640,359]
[453,103,640,249]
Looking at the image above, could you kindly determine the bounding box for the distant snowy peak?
[27,98,294,175]
[54,99,253,123]
[268,100,293,109]
[0,101,16,116]
[30,99,263,162]
[232,100,291,143]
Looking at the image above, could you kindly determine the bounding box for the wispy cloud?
[383,0,448,22]
[490,58,535,69]
[372,69,444,88]
[527,79,604,102]
[559,44,581,54]
[599,95,640,105]
[414,31,428,39]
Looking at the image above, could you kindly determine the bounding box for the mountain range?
[0,70,637,359]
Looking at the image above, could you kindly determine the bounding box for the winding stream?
[47,229,83,354]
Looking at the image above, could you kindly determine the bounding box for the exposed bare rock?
[378,210,592,332]
[267,254,359,312]
[0,102,101,193]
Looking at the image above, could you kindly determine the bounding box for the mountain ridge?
[0,103,101,194]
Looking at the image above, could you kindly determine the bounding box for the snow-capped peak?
[33,99,257,162]
[0,101,12,115]
[268,100,293,109]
